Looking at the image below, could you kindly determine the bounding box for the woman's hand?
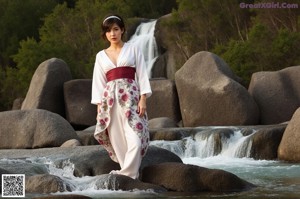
[138,94,147,117]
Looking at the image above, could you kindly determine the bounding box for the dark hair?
[101,14,126,41]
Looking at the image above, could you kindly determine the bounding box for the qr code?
[1,174,25,198]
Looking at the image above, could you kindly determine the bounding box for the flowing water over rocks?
[1,125,300,198]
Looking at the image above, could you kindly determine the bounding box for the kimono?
[91,42,152,179]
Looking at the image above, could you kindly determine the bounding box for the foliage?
[1,0,300,111]
[0,0,176,111]
[0,0,57,68]
[164,0,300,86]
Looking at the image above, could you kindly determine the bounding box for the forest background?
[0,0,299,111]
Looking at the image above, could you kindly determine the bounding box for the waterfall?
[128,20,159,77]
[150,127,255,159]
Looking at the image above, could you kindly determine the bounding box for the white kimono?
[91,42,152,179]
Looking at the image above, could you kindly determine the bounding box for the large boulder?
[148,117,178,129]
[278,108,300,162]
[147,79,181,122]
[76,130,99,145]
[0,109,78,149]
[141,162,255,192]
[248,66,300,124]
[175,51,259,127]
[150,127,191,141]
[0,146,182,178]
[21,58,72,117]
[0,160,48,176]
[250,124,286,160]
[64,79,97,129]
[26,174,73,193]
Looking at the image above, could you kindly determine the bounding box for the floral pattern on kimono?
[94,78,150,163]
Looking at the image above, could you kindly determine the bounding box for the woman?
[91,14,152,179]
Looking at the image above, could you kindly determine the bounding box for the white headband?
[103,16,121,24]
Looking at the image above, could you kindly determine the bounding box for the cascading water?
[150,126,300,198]
[128,20,159,77]
[150,127,254,159]
[1,125,300,198]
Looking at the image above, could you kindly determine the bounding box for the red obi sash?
[106,66,136,82]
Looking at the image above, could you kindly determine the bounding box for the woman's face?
[105,23,124,44]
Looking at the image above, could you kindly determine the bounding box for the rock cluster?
[1,34,300,197]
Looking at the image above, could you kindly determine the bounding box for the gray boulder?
[26,174,73,193]
[21,58,72,117]
[175,51,259,127]
[278,108,300,162]
[0,160,48,176]
[142,162,255,192]
[0,109,78,149]
[148,117,178,129]
[250,124,286,160]
[248,66,300,124]
[0,146,182,178]
[150,127,191,141]
[64,79,97,128]
[147,79,181,122]
[76,130,99,145]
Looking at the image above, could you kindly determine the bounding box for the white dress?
[91,42,152,179]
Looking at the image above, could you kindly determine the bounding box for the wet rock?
[142,162,255,192]
[278,108,300,162]
[64,79,97,128]
[249,66,300,124]
[0,146,182,178]
[0,160,48,176]
[148,117,178,129]
[147,79,181,122]
[193,128,235,156]
[250,124,286,160]
[21,58,72,117]
[175,51,259,127]
[26,174,73,193]
[150,127,191,141]
[140,146,182,171]
[0,109,79,149]
[33,195,92,199]
[94,174,166,192]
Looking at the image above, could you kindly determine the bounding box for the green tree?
[0,0,59,110]
[0,0,57,69]
[126,0,177,18]
[214,24,300,85]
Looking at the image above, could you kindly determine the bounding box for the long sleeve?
[91,53,107,105]
[134,46,152,98]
